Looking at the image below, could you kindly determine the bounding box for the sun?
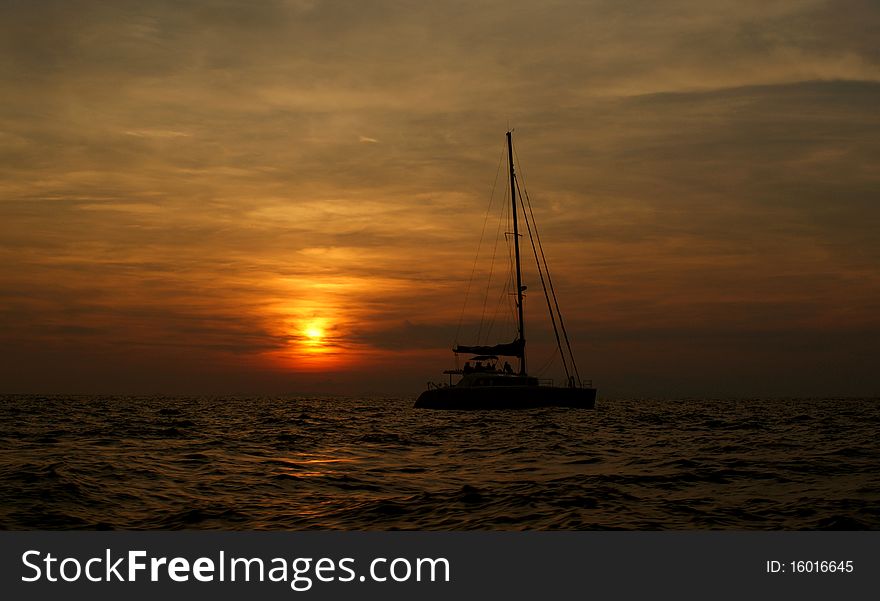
[300,319,330,351]
[304,325,324,341]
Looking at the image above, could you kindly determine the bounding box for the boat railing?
[538,377,594,388]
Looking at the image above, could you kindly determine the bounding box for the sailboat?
[415,131,597,409]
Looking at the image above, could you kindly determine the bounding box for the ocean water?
[0,395,878,530]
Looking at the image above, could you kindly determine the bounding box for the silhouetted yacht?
[415,131,597,410]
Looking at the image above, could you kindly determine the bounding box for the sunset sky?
[1,0,878,397]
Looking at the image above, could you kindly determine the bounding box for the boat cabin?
[441,355,538,387]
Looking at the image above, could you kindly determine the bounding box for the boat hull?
[414,385,597,410]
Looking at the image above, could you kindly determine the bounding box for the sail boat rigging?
[414,131,597,410]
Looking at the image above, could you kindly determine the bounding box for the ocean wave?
[1,395,878,530]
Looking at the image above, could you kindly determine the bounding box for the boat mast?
[507,130,526,375]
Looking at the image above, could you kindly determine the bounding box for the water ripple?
[0,395,878,530]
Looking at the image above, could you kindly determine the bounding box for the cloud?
[1,0,878,395]
[123,129,192,138]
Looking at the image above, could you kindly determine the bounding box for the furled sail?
[453,338,525,358]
